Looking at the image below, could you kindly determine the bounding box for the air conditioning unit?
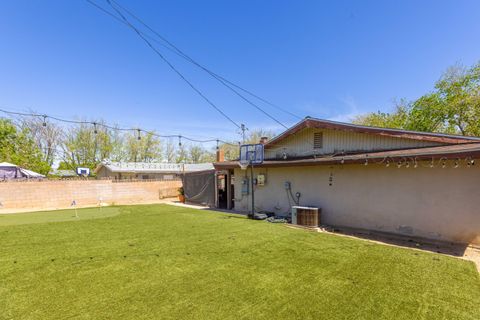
[291,206,320,227]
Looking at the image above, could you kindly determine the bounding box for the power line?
[108,0,293,128]
[87,0,293,128]
[109,0,301,122]
[0,108,238,146]
[96,0,242,131]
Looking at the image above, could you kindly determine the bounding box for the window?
[313,132,323,149]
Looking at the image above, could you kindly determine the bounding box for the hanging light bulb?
[406,160,410,168]
[216,139,219,151]
[386,159,390,167]
[137,129,141,140]
[178,135,182,146]
[42,115,47,127]
[397,161,402,168]
[441,159,446,168]
[413,158,418,168]
[340,157,345,164]
[454,158,459,168]
[93,122,98,135]
[430,158,434,168]
[467,158,475,167]
[364,155,368,166]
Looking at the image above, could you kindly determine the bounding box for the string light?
[0,108,238,147]
[397,158,403,168]
[454,158,459,168]
[137,129,141,140]
[430,158,434,168]
[385,159,390,167]
[93,122,98,135]
[413,158,418,168]
[466,157,475,167]
[178,135,182,147]
[216,139,219,151]
[441,158,447,168]
[364,155,369,166]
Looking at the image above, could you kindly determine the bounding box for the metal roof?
[94,162,214,174]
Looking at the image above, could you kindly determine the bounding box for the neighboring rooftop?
[94,162,214,174]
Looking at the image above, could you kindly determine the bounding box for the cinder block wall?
[0,180,182,212]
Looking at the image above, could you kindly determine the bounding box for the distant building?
[94,161,214,180]
[49,169,78,178]
[0,162,45,180]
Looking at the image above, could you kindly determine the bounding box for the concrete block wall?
[0,179,181,212]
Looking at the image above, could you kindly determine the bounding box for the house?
[214,117,480,246]
[94,161,214,180]
[0,162,45,180]
[49,169,78,178]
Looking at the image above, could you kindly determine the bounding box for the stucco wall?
[234,163,480,245]
[0,179,181,212]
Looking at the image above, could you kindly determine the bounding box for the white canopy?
[0,162,45,179]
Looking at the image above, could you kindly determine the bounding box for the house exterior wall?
[233,163,480,245]
[265,128,443,159]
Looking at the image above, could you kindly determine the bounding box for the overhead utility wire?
[108,0,295,127]
[98,0,242,131]
[0,108,237,145]
[87,0,294,128]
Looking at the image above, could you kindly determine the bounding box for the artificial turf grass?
[0,206,120,226]
[0,204,479,320]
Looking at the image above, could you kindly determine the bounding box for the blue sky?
[1,0,479,142]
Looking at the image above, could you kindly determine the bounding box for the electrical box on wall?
[241,178,249,195]
[257,174,265,186]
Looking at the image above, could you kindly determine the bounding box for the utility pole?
[249,162,255,219]
[240,124,247,144]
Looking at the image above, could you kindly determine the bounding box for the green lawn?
[0,205,479,320]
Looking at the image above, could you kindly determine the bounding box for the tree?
[176,144,188,163]
[219,129,276,160]
[164,140,177,162]
[353,62,480,136]
[187,144,216,163]
[20,116,63,167]
[188,145,203,163]
[0,118,51,175]
[60,121,113,170]
[125,131,162,163]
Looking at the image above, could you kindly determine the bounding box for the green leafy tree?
[60,121,113,170]
[0,118,51,175]
[353,62,480,136]
[219,129,276,161]
[125,131,162,163]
